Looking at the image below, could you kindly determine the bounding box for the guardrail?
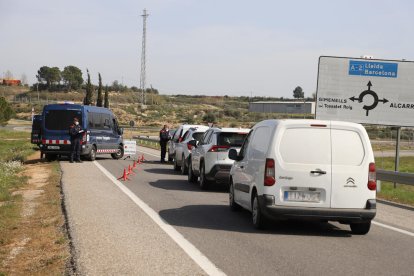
[377,170,414,186]
[135,137,160,150]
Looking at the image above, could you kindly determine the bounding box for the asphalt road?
[86,146,414,276]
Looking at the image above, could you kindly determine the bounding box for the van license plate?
[47,146,60,150]
[284,191,320,202]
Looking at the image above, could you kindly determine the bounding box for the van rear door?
[276,122,332,208]
[330,124,371,209]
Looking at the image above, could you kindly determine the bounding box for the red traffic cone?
[127,165,136,175]
[132,160,137,168]
[140,154,145,162]
[117,168,130,181]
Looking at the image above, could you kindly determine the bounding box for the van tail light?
[264,158,276,186]
[187,142,193,150]
[368,162,376,191]
[82,131,87,145]
[208,145,230,152]
[178,137,183,143]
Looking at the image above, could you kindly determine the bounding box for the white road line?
[93,161,226,276]
[372,221,414,237]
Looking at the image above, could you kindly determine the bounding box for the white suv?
[173,126,209,174]
[228,119,376,234]
[168,124,205,162]
[188,127,250,189]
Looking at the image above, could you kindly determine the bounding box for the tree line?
[33,65,159,94]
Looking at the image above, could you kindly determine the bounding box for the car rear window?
[280,128,331,165]
[217,132,248,147]
[192,132,204,142]
[331,129,365,166]
[45,110,82,131]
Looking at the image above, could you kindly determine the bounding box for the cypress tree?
[104,85,109,108]
[83,69,93,105]
[96,73,103,107]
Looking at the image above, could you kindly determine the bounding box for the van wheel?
[173,154,181,171]
[199,164,210,190]
[88,146,97,161]
[350,221,371,235]
[229,181,241,211]
[111,145,124,160]
[188,159,197,183]
[252,193,265,229]
[45,153,57,162]
[181,155,188,175]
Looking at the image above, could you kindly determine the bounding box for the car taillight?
[178,137,183,142]
[187,143,193,150]
[264,158,275,186]
[368,162,376,191]
[208,145,230,152]
[82,131,87,145]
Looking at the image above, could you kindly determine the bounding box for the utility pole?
[139,9,149,107]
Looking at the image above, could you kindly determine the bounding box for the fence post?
[394,127,401,188]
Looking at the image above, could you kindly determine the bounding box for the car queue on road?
[165,120,377,234]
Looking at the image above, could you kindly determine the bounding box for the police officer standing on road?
[69,117,84,163]
[159,124,170,163]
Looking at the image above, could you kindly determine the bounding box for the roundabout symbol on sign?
[349,81,389,116]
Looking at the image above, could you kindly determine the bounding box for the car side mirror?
[228,148,239,161]
[118,128,124,135]
[188,140,197,148]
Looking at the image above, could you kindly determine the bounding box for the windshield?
[45,110,82,131]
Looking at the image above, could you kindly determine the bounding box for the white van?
[228,119,376,234]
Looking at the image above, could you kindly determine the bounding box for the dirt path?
[0,152,70,275]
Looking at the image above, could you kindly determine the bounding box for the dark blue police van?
[39,103,124,161]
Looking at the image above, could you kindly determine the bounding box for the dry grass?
[0,154,69,275]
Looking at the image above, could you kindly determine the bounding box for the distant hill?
[2,86,313,128]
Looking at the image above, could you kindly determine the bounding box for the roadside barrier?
[117,168,130,181]
[118,155,146,182]
[127,165,135,176]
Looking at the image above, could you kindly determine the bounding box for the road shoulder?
[61,160,205,275]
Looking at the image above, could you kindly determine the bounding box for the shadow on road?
[145,168,177,175]
[149,179,228,193]
[159,204,352,237]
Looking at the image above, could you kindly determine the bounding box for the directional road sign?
[316,56,414,126]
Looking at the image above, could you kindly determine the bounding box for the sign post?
[316,56,414,185]
[316,56,414,126]
[123,140,137,157]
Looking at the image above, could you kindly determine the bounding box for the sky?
[1,0,413,97]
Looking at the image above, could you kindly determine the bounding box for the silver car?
[168,124,206,162]
[173,126,209,174]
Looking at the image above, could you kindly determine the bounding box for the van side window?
[103,114,111,129]
[90,113,103,129]
[249,127,271,159]
[112,118,118,133]
[88,113,94,129]
[239,130,252,159]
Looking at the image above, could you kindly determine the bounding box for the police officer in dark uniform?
[69,117,84,163]
[159,124,170,163]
